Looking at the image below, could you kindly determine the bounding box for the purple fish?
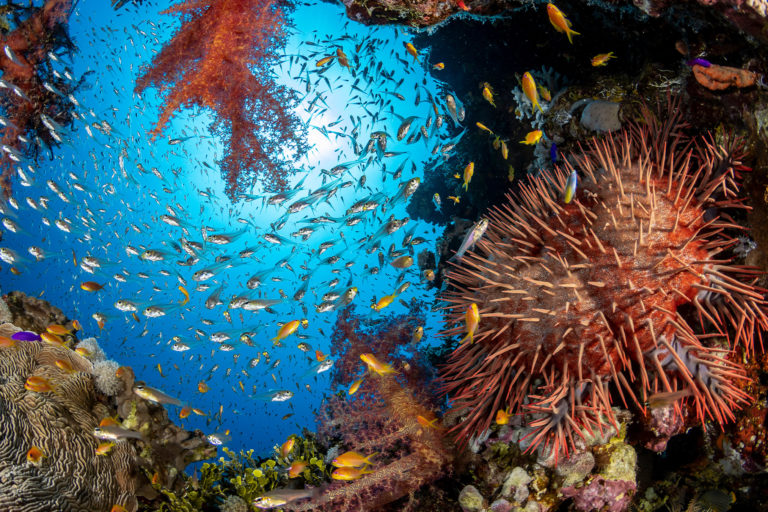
[12,331,40,341]
[686,58,711,68]
[550,142,558,164]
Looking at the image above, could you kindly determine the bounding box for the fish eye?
[135,384,144,390]
[94,427,101,432]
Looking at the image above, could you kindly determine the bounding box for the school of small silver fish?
[0,4,465,451]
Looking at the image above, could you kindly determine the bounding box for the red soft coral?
[134,0,306,199]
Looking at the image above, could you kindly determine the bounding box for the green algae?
[145,433,328,511]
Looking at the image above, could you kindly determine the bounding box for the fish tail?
[566,29,580,44]
[364,452,378,464]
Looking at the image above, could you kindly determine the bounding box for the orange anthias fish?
[27,445,45,464]
[316,55,334,67]
[315,349,328,362]
[371,293,397,311]
[179,405,192,419]
[41,332,65,348]
[462,161,474,190]
[331,466,373,481]
[25,375,54,393]
[348,377,364,395]
[47,324,70,336]
[461,303,480,343]
[80,281,104,292]
[360,353,397,376]
[417,415,439,429]
[272,320,301,343]
[457,0,470,11]
[433,62,445,70]
[547,3,580,44]
[178,285,190,305]
[404,42,419,62]
[591,52,615,67]
[96,442,115,456]
[198,380,210,393]
[495,407,511,425]
[54,359,75,373]
[288,460,309,478]
[520,130,543,145]
[0,335,15,348]
[280,437,295,458]
[332,450,377,468]
[522,72,543,113]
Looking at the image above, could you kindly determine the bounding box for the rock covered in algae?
[3,291,69,332]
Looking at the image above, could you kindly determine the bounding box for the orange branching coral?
[134,0,306,199]
[0,0,75,196]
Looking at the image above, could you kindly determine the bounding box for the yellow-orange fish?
[288,460,308,478]
[46,324,70,336]
[332,450,377,468]
[463,161,474,190]
[272,320,301,342]
[316,55,334,67]
[404,42,419,62]
[27,445,45,464]
[591,52,615,67]
[198,380,210,393]
[432,62,444,70]
[495,407,511,425]
[360,353,397,376]
[547,3,580,44]
[348,377,364,395]
[280,437,295,458]
[178,285,190,305]
[417,415,438,429]
[96,442,115,456]
[522,72,543,113]
[331,466,373,481]
[461,303,480,344]
[80,281,104,292]
[371,293,397,312]
[520,130,543,145]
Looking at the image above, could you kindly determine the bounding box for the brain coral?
[440,98,767,459]
[0,333,138,511]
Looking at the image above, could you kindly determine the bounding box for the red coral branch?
[0,0,74,196]
[134,0,306,200]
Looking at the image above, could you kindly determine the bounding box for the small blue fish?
[550,143,558,164]
[686,58,711,68]
[564,170,578,204]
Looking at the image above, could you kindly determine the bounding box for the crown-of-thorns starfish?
[440,97,767,461]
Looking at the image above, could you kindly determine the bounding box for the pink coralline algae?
[440,96,767,461]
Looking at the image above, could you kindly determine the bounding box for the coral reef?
[0,295,215,511]
[439,95,766,460]
[280,307,453,511]
[134,0,307,199]
[0,326,139,511]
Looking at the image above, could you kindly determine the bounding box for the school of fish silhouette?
[440,98,768,461]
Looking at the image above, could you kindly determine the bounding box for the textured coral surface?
[440,101,767,458]
[0,336,138,511]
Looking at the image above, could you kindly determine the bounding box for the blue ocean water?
[1,0,462,458]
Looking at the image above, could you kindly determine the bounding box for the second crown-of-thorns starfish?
[440,97,767,462]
